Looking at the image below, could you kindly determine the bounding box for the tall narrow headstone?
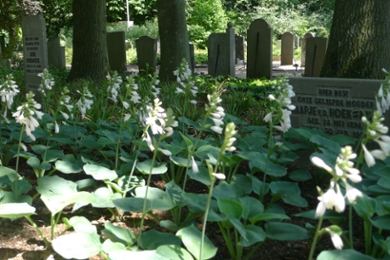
[22,14,49,96]
[235,34,245,63]
[48,37,66,68]
[207,22,235,77]
[107,31,127,72]
[189,42,195,74]
[304,37,328,77]
[247,18,272,79]
[294,34,300,49]
[135,36,157,74]
[281,32,294,65]
[301,32,314,67]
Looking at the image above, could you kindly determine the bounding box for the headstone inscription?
[304,37,328,77]
[48,37,66,68]
[107,31,127,72]
[207,22,235,77]
[21,14,49,95]
[246,18,272,79]
[300,32,314,67]
[289,77,389,138]
[281,32,294,65]
[135,36,157,74]
[235,34,245,63]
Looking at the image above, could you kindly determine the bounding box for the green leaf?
[27,157,51,170]
[0,166,19,182]
[113,197,151,212]
[55,154,83,174]
[238,225,266,247]
[310,135,341,155]
[52,232,101,259]
[265,222,312,241]
[102,239,126,254]
[250,213,290,223]
[0,203,35,218]
[140,229,181,250]
[176,224,217,260]
[83,164,118,181]
[289,169,312,182]
[217,198,243,219]
[187,166,211,186]
[317,249,375,260]
[371,215,390,230]
[353,195,376,220]
[239,197,264,220]
[109,250,167,260]
[170,156,190,167]
[136,160,168,175]
[248,174,269,198]
[156,245,193,260]
[269,181,308,207]
[102,222,136,247]
[91,187,121,208]
[213,181,246,199]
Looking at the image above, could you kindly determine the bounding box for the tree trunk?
[321,0,390,79]
[68,0,108,82]
[157,0,190,82]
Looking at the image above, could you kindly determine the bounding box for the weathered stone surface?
[107,31,127,72]
[48,37,66,68]
[289,77,389,137]
[304,37,328,77]
[301,32,314,67]
[281,32,294,65]
[135,36,157,74]
[246,18,272,79]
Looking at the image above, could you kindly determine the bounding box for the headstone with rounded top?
[135,36,157,74]
[281,32,294,65]
[301,32,315,67]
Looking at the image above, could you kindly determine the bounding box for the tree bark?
[321,0,390,79]
[68,0,109,82]
[157,0,190,82]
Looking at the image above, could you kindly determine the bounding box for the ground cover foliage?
[1,63,390,259]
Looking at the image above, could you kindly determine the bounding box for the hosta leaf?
[140,229,181,250]
[265,222,312,241]
[83,164,118,181]
[0,203,35,218]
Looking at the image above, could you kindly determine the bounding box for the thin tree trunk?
[321,0,390,79]
[68,0,108,82]
[157,0,190,82]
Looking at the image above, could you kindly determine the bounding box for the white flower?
[54,121,59,134]
[211,125,223,134]
[325,228,343,250]
[212,173,226,180]
[158,148,172,156]
[311,156,333,173]
[191,156,199,174]
[343,181,363,204]
[315,184,345,217]
[263,112,273,122]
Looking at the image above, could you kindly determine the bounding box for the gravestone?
[281,32,294,65]
[107,31,127,72]
[208,22,235,77]
[21,14,49,95]
[304,37,328,77]
[235,34,245,63]
[48,37,65,68]
[294,34,300,49]
[135,36,157,74]
[189,42,195,74]
[289,77,390,138]
[301,32,314,67]
[247,18,272,79]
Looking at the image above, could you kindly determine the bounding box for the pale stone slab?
[281,32,294,65]
[107,31,127,72]
[301,32,314,67]
[304,37,327,77]
[289,77,390,137]
[22,14,49,96]
[246,18,272,79]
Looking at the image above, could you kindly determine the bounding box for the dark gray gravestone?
[189,42,195,74]
[301,32,315,67]
[22,14,49,95]
[289,77,390,137]
[281,32,294,65]
[247,18,272,79]
[207,22,235,77]
[304,37,328,77]
[235,34,245,63]
[135,36,157,74]
[48,37,65,68]
[107,31,127,72]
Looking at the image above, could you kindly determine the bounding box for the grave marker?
[289,77,390,137]
[304,37,327,77]
[21,13,48,96]
[135,36,157,74]
[235,34,245,63]
[281,32,294,65]
[301,32,314,67]
[294,34,300,49]
[48,37,65,68]
[107,31,127,72]
[207,22,235,77]
[247,18,272,79]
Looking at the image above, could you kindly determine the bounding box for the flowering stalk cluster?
[106,71,122,103]
[0,74,20,122]
[311,146,363,250]
[376,68,390,116]
[206,92,225,134]
[150,74,161,99]
[174,59,198,105]
[263,79,296,132]
[76,86,94,120]
[38,69,55,97]
[12,91,44,141]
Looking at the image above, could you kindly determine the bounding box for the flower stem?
[308,216,323,260]
[200,177,215,260]
[15,125,25,174]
